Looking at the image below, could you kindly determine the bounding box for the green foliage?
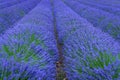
[86,52,116,69]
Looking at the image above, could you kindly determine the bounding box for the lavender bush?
[0,58,40,80]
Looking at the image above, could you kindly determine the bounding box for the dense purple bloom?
[63,26,120,80]
[0,0,120,79]
[78,0,120,8]
[0,24,57,79]
[76,0,120,16]
[0,0,26,9]
[0,58,40,80]
[0,0,41,33]
[0,0,58,79]
[63,0,120,42]
[53,0,120,79]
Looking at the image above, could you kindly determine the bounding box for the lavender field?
[0,0,120,80]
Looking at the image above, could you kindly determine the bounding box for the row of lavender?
[0,0,41,34]
[0,0,26,9]
[75,0,120,16]
[54,0,120,80]
[63,0,120,42]
[0,0,58,79]
[78,0,120,8]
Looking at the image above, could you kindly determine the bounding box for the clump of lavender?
[63,26,120,80]
[0,58,40,80]
[0,25,46,64]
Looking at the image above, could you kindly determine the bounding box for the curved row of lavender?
[0,0,41,34]
[55,0,92,44]
[76,0,120,16]
[63,0,120,42]
[78,0,120,8]
[0,0,26,9]
[0,0,58,79]
[55,0,120,79]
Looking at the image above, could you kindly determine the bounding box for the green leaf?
[3,45,14,56]
[30,34,35,43]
